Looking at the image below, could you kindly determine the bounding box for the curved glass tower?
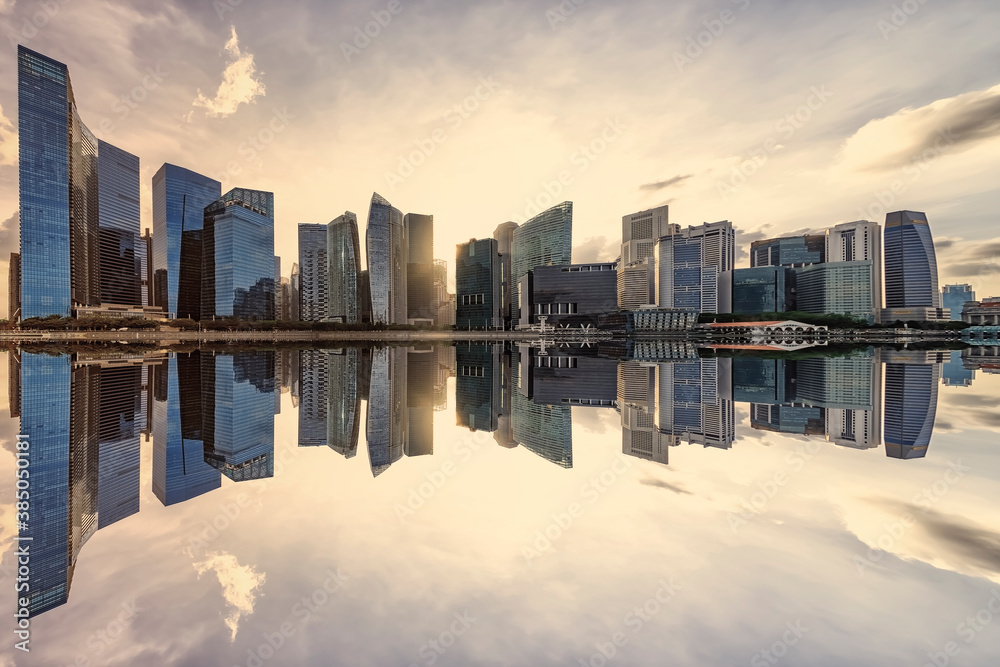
[327,212,361,323]
[366,193,407,325]
[884,211,942,309]
[511,201,573,323]
[884,352,941,460]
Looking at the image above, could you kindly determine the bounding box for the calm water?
[1,343,999,667]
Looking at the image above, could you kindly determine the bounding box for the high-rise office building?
[457,343,503,433]
[883,211,944,319]
[456,238,503,329]
[792,351,882,449]
[529,263,618,328]
[794,261,876,323]
[18,46,101,319]
[655,221,735,314]
[367,346,408,476]
[289,262,301,322]
[96,140,142,306]
[201,188,275,321]
[140,230,153,307]
[152,164,222,318]
[328,213,361,323]
[511,345,573,467]
[274,256,282,321]
[366,193,408,325]
[619,206,679,310]
[327,349,362,458]
[826,220,882,324]
[406,348,435,457]
[494,222,519,325]
[298,349,328,447]
[656,358,735,449]
[942,284,975,322]
[618,362,679,465]
[405,213,435,323]
[8,253,20,320]
[730,266,791,315]
[511,201,573,325]
[97,365,142,529]
[884,351,943,459]
[298,223,329,322]
[751,234,826,268]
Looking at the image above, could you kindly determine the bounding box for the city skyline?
[1,1,999,316]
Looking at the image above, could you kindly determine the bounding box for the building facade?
[825,220,882,324]
[494,222,519,325]
[529,263,618,328]
[751,234,826,268]
[655,221,735,314]
[366,193,408,325]
[942,284,975,322]
[456,239,502,329]
[96,141,142,307]
[8,253,20,320]
[201,189,275,321]
[619,205,678,310]
[730,266,791,314]
[298,223,329,322]
[405,213,435,323]
[152,164,222,319]
[793,261,875,323]
[511,202,573,325]
[328,213,361,324]
[883,211,947,322]
[883,351,942,460]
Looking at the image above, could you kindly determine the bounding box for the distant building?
[141,230,153,307]
[730,266,791,315]
[655,221,735,314]
[96,141,142,307]
[794,261,875,323]
[456,343,502,433]
[962,297,1000,326]
[883,211,948,322]
[274,256,281,321]
[494,222,519,325]
[152,164,222,319]
[529,263,618,328]
[942,284,975,322]
[823,220,883,324]
[289,263,301,322]
[456,239,503,329]
[432,260,456,327]
[298,350,328,447]
[367,346,408,477]
[366,193,408,325]
[201,189,275,321]
[511,345,573,468]
[405,213,435,324]
[511,202,573,325]
[328,213,361,324]
[751,234,826,268]
[406,348,435,457]
[657,357,735,449]
[298,223,329,322]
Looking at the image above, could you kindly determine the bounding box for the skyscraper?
[884,351,943,459]
[618,206,678,310]
[367,346,408,476]
[511,345,574,468]
[942,284,976,322]
[494,222,519,325]
[883,211,947,322]
[366,193,408,325]
[456,343,503,433]
[751,234,826,268]
[328,212,361,323]
[201,188,275,321]
[152,164,222,319]
[8,253,20,320]
[405,213,435,323]
[97,365,142,529]
[298,223,329,322]
[406,348,435,457]
[511,201,573,325]
[655,221,735,314]
[298,349,328,447]
[327,349,361,458]
[18,46,99,318]
[826,220,882,324]
[96,140,142,306]
[656,358,735,449]
[794,262,876,323]
[456,238,502,329]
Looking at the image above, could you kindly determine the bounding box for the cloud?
[936,236,1000,280]
[193,552,266,642]
[640,174,693,191]
[0,210,17,260]
[193,26,266,118]
[573,235,619,264]
[640,478,692,495]
[0,103,16,166]
[836,82,1000,173]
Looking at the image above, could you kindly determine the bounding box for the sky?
[0,0,999,311]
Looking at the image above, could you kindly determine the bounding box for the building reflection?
[9,340,965,617]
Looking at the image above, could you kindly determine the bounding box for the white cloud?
[193,552,266,642]
[193,26,266,118]
[0,103,16,166]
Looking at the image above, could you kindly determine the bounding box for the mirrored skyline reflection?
[2,344,1000,666]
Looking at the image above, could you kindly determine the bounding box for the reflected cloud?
[193,552,266,642]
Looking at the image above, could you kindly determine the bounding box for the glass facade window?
[511,202,573,324]
[97,140,142,306]
[884,211,942,309]
[456,238,502,329]
[942,284,975,322]
[298,223,329,322]
[405,213,435,321]
[366,193,407,325]
[793,261,875,324]
[152,164,222,318]
[202,188,275,321]
[732,267,790,314]
[327,213,361,323]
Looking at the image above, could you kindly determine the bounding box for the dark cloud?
[876,500,1000,574]
[639,174,693,192]
[940,237,1000,278]
[640,478,692,495]
[573,236,618,264]
[914,92,1000,156]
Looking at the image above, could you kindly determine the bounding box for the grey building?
[456,239,503,329]
[655,221,735,314]
[298,223,329,322]
[619,205,678,310]
[528,262,618,328]
[366,193,408,325]
[793,261,875,323]
[751,234,825,268]
[494,222,519,325]
[883,211,947,322]
[405,213,435,324]
[512,202,573,325]
[328,213,361,323]
[730,266,792,315]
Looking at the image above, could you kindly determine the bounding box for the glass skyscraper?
[96,140,142,306]
[942,284,975,322]
[751,234,826,268]
[655,221,735,314]
[327,349,362,458]
[456,238,502,329]
[511,202,573,324]
[202,188,275,321]
[298,349,328,447]
[298,223,329,322]
[731,267,790,314]
[511,345,574,468]
[884,352,942,459]
[367,346,408,476]
[366,193,408,325]
[884,211,944,320]
[152,164,221,318]
[327,213,361,323]
[794,261,876,324]
[405,213,435,322]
